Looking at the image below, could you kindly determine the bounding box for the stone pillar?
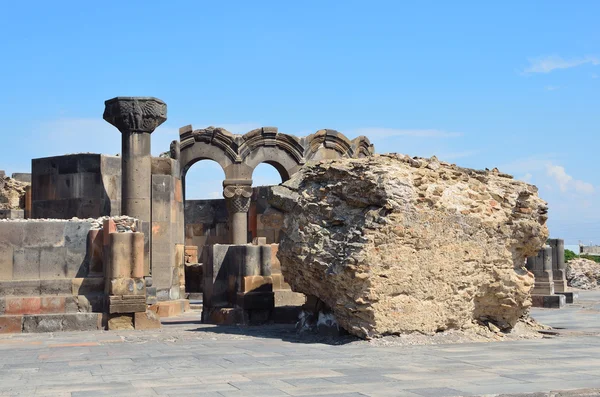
[103,97,167,223]
[223,181,252,245]
[548,238,567,293]
[526,246,554,295]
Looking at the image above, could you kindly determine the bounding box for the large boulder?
[270,154,549,338]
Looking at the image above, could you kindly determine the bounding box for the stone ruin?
[0,96,575,337]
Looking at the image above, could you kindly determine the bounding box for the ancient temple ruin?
[0,96,575,335]
[0,97,375,333]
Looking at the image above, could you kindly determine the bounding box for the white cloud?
[573,180,595,194]
[524,55,600,74]
[546,164,573,192]
[521,173,533,183]
[592,73,598,79]
[545,163,595,194]
[353,128,462,139]
[545,85,560,91]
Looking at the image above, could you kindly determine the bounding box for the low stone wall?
[0,219,94,280]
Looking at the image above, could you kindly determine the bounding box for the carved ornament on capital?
[223,185,253,213]
[103,97,167,134]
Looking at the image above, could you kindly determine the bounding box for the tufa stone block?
[108,314,134,330]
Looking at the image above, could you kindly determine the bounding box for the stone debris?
[0,215,137,232]
[271,153,549,339]
[567,258,600,289]
[0,175,29,210]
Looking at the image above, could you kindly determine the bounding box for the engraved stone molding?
[103,97,167,134]
[303,129,354,159]
[239,127,305,164]
[223,185,253,213]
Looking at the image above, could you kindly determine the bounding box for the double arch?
[178,125,375,186]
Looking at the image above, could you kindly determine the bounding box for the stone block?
[76,295,104,313]
[0,280,41,296]
[531,294,566,309]
[0,242,14,280]
[241,276,273,293]
[13,248,41,280]
[5,297,41,315]
[23,222,65,247]
[252,237,267,246]
[0,209,24,219]
[72,277,105,295]
[0,297,4,314]
[274,290,306,307]
[0,315,22,334]
[11,173,31,183]
[236,292,274,310]
[556,291,578,304]
[39,246,68,278]
[109,278,145,296]
[108,295,147,314]
[134,310,161,330]
[40,297,66,314]
[108,314,134,330]
[0,223,25,246]
[203,307,238,325]
[40,279,72,295]
[65,296,79,313]
[61,312,103,331]
[155,301,182,318]
[109,232,144,278]
[21,312,102,332]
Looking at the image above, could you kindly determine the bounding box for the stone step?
[0,313,104,334]
[0,278,104,297]
[0,294,104,315]
[189,303,203,311]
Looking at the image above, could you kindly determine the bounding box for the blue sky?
[0,1,598,245]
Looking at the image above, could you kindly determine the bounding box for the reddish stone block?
[174,179,183,203]
[103,219,116,246]
[5,297,41,315]
[0,315,22,333]
[40,297,66,314]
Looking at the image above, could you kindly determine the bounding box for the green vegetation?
[565,249,600,263]
[565,249,578,262]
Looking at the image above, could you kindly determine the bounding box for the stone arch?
[303,129,355,161]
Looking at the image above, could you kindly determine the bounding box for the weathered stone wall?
[31,154,121,219]
[271,154,549,338]
[0,219,94,281]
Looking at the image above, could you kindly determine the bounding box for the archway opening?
[249,162,285,244]
[183,159,226,294]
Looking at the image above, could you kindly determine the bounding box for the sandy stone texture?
[271,154,549,338]
[567,258,600,289]
[0,176,29,210]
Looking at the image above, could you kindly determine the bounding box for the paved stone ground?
[1,292,600,397]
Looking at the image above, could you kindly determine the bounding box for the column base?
[555,291,578,304]
[531,294,566,309]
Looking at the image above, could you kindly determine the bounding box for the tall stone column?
[548,238,567,292]
[103,97,167,221]
[223,181,252,245]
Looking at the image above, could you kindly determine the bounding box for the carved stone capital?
[103,97,167,134]
[223,185,253,213]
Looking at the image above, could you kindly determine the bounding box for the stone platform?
[0,290,599,396]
